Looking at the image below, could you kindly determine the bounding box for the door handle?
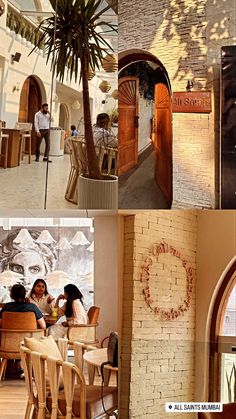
[135,116,139,128]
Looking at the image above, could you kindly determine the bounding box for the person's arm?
[37,317,46,330]
[46,294,55,313]
[34,112,41,137]
[54,295,66,317]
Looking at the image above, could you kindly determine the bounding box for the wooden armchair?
[198,404,236,418]
[67,306,100,345]
[0,311,44,381]
[0,127,9,169]
[20,338,118,419]
[65,138,87,204]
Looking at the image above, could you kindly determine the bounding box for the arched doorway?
[59,103,70,133]
[18,75,45,155]
[209,260,236,402]
[119,49,172,206]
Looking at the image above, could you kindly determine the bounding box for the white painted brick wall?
[120,211,197,419]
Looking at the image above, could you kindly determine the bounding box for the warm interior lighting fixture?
[87,241,94,252]
[70,231,90,246]
[13,228,35,248]
[35,230,56,245]
[11,52,21,64]
[56,237,72,250]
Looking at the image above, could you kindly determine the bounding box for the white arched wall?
[195,210,236,401]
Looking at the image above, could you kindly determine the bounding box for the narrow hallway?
[118,152,170,209]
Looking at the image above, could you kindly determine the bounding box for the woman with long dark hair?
[27,278,55,314]
[48,284,87,339]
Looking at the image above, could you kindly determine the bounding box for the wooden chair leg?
[4,138,8,169]
[24,402,32,419]
[0,359,7,381]
[28,137,31,164]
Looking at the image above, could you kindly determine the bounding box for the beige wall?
[94,215,118,343]
[120,211,197,419]
[195,210,236,401]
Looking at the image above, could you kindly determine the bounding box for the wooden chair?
[198,404,236,418]
[0,312,44,381]
[20,340,117,419]
[0,124,9,169]
[95,145,118,175]
[67,306,100,345]
[15,122,32,164]
[65,138,87,204]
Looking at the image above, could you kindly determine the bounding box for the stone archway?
[119,49,173,206]
[208,258,236,401]
[59,103,70,133]
[18,75,46,154]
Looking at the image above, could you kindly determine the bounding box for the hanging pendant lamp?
[56,237,72,250]
[13,228,35,248]
[101,54,118,72]
[99,80,111,93]
[112,89,118,100]
[87,241,94,252]
[35,230,56,245]
[70,231,90,246]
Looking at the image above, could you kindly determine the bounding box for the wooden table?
[83,347,118,386]
[1,129,21,168]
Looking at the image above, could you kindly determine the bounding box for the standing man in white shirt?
[34,103,53,162]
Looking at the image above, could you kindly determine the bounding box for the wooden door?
[153,83,172,206]
[19,78,30,122]
[118,76,139,175]
[18,77,42,154]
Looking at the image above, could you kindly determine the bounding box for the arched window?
[209,262,236,402]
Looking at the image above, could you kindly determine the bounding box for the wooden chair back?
[2,311,37,330]
[87,306,100,325]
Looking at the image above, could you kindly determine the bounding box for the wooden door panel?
[18,79,29,122]
[118,76,139,176]
[153,83,172,205]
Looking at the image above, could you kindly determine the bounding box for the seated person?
[71,125,79,137]
[48,284,87,339]
[0,284,46,330]
[93,113,117,149]
[27,278,55,315]
[0,284,45,377]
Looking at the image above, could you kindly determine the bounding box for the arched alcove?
[209,259,236,401]
[119,49,172,206]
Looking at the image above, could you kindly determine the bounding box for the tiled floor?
[0,155,75,210]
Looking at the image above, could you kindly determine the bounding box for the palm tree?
[33,0,117,179]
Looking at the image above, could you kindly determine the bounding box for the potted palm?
[33,0,118,209]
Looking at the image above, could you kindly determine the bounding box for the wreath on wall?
[140,242,194,320]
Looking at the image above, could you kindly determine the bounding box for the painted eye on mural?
[29,265,41,275]
[9,263,24,275]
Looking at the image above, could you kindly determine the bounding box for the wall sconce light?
[186,80,194,92]
[12,83,20,93]
[11,52,21,64]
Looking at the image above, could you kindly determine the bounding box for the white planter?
[78,174,118,209]
[10,30,16,39]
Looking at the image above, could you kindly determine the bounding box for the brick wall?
[119,0,235,209]
[120,211,197,419]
